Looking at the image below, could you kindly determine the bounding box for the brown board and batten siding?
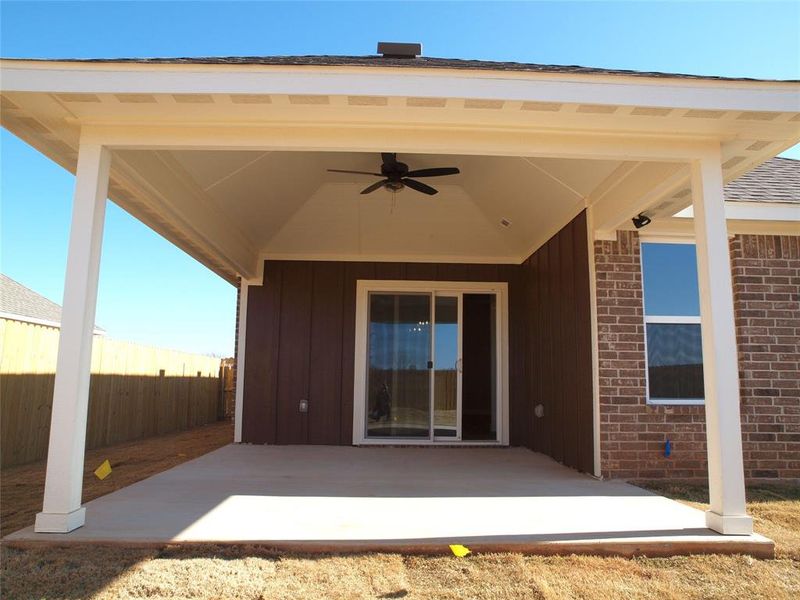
[520,211,594,473]
[242,210,595,473]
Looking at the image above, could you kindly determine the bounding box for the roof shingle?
[725,157,800,204]
[0,274,63,324]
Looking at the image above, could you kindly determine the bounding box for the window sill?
[647,398,705,406]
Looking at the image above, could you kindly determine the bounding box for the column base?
[34,507,86,533]
[705,510,753,535]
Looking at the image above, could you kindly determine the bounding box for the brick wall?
[732,235,800,479]
[595,231,800,481]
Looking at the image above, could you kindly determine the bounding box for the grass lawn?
[2,427,799,599]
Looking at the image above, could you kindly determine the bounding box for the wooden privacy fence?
[0,318,226,468]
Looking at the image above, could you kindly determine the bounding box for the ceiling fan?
[328,153,460,195]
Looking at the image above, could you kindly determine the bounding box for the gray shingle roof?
[3,55,797,83]
[725,157,800,204]
[0,274,63,324]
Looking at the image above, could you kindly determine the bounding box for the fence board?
[1,318,228,467]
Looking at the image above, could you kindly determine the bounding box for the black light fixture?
[632,213,652,229]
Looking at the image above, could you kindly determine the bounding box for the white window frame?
[640,238,705,406]
[352,280,510,446]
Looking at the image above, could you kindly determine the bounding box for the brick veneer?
[595,231,800,481]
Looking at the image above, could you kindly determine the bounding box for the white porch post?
[691,147,752,535]
[35,143,111,533]
[233,280,249,443]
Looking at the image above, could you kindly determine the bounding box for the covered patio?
[1,52,799,549]
[2,444,774,557]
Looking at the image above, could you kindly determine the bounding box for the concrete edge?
[1,536,776,559]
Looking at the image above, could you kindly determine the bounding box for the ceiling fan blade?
[404,167,460,178]
[402,178,438,195]
[327,169,383,176]
[381,152,398,165]
[361,179,388,194]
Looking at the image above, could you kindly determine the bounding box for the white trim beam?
[3,61,799,112]
[691,147,752,536]
[81,124,719,163]
[630,216,800,237]
[676,201,800,222]
[35,142,110,533]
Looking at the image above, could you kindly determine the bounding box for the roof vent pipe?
[377,42,422,59]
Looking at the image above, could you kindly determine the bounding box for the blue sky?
[641,242,700,317]
[1,1,798,356]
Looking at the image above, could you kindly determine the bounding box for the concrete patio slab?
[3,445,773,557]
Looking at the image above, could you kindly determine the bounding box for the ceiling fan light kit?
[328,152,460,196]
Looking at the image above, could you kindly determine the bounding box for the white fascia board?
[675,201,800,222]
[260,252,520,265]
[2,61,799,112]
[633,216,800,237]
[0,312,105,335]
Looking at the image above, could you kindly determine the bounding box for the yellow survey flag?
[94,459,112,480]
[449,544,471,557]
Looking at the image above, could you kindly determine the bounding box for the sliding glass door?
[366,293,432,438]
[433,295,459,439]
[362,285,503,444]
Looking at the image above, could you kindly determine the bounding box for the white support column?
[691,147,752,535]
[233,280,249,443]
[35,143,110,533]
[585,206,603,479]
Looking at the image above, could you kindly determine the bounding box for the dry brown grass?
[1,420,233,537]
[2,429,799,599]
[635,480,800,561]
[2,545,799,600]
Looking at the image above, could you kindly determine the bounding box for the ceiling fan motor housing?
[381,160,410,184]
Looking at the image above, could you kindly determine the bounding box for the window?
[641,242,704,404]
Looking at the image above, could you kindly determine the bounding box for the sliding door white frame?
[353,280,509,446]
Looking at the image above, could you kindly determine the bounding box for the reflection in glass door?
[433,295,460,439]
[366,293,431,438]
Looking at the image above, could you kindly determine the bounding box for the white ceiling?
[160,150,624,262]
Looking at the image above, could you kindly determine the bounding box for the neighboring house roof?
[724,157,800,204]
[0,274,103,331]
[5,55,798,83]
[0,274,62,324]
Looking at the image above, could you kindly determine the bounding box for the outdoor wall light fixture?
[632,213,652,229]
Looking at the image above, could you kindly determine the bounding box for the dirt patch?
[0,420,233,537]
